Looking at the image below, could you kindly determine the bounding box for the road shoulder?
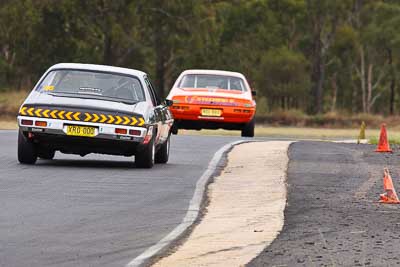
[153,141,292,267]
[249,141,400,266]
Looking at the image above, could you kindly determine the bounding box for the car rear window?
[179,74,246,91]
[36,69,145,104]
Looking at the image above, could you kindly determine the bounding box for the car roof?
[180,69,247,79]
[49,63,147,77]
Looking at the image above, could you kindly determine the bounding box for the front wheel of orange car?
[241,118,255,137]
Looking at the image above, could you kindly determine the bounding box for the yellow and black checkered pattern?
[19,106,145,127]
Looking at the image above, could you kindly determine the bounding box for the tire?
[171,123,178,135]
[155,135,170,164]
[38,149,55,160]
[18,131,37,164]
[135,136,155,168]
[241,118,255,137]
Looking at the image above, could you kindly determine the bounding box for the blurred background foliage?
[1,0,400,117]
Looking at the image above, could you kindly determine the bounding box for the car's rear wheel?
[155,135,170,164]
[241,118,255,137]
[18,131,38,164]
[171,123,179,135]
[135,137,155,168]
[38,149,55,160]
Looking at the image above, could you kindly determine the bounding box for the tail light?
[21,119,33,126]
[129,129,141,136]
[143,126,154,144]
[115,128,128,135]
[35,121,47,127]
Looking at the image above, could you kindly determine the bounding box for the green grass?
[183,126,374,139]
[182,126,400,143]
[369,136,400,145]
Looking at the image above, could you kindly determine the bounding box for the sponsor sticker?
[44,85,55,91]
[185,96,239,106]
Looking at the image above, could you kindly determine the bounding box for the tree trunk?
[352,82,358,114]
[310,32,324,114]
[317,59,325,113]
[367,63,373,114]
[390,75,396,115]
[100,1,113,65]
[388,48,395,115]
[359,46,367,113]
[331,72,337,112]
[154,8,166,98]
[155,46,166,98]
[103,34,113,65]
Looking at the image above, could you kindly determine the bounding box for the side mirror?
[164,99,174,107]
[251,90,257,96]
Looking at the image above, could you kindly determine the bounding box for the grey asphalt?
[249,141,400,267]
[0,131,241,267]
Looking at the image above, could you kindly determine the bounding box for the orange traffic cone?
[376,123,392,153]
[379,168,400,204]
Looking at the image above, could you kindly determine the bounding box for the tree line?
[1,0,400,115]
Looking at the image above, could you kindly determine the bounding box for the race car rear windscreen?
[36,69,146,104]
[179,74,246,91]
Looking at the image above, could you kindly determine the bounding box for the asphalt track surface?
[250,141,400,267]
[0,130,243,267]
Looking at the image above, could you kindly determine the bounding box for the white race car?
[17,63,173,168]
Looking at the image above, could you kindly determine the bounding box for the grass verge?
[368,136,400,145]
[181,126,400,142]
[0,90,28,116]
[0,118,17,130]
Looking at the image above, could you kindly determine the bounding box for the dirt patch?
[153,141,292,267]
[0,119,17,129]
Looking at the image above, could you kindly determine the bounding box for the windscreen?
[36,69,146,104]
[179,74,246,91]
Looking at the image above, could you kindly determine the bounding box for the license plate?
[66,125,96,137]
[201,109,222,117]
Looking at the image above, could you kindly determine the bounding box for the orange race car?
[167,69,256,137]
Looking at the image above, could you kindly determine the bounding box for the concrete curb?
[125,140,250,267]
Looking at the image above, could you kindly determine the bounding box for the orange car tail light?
[34,121,47,127]
[172,105,190,110]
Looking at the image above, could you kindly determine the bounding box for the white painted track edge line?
[125,140,250,267]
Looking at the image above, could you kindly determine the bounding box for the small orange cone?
[379,168,400,204]
[376,123,392,153]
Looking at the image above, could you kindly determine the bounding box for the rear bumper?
[173,119,245,131]
[18,116,148,156]
[170,104,255,124]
